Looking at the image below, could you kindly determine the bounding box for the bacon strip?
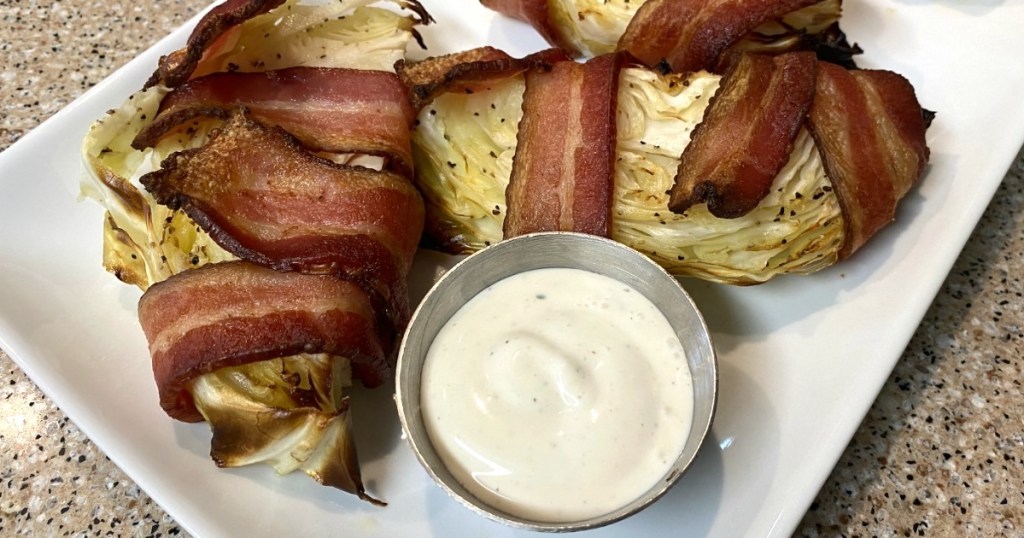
[479,0,572,53]
[669,52,816,218]
[138,261,388,422]
[133,68,416,177]
[618,0,819,74]
[808,62,929,259]
[395,47,569,110]
[503,53,624,238]
[140,110,424,331]
[145,0,285,88]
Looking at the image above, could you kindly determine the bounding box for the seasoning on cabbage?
[412,66,845,284]
[545,0,845,64]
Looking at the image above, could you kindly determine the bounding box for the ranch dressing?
[421,267,693,523]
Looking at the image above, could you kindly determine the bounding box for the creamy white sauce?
[421,267,693,523]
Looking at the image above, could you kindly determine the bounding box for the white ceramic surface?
[1,1,1022,537]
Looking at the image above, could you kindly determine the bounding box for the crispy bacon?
[479,0,571,52]
[669,52,816,218]
[133,68,416,177]
[618,0,819,73]
[808,62,929,258]
[140,110,424,330]
[138,261,388,422]
[395,47,569,110]
[145,0,285,88]
[503,53,624,238]
[144,0,432,88]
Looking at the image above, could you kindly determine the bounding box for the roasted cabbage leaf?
[546,0,842,61]
[412,66,844,284]
[81,0,424,499]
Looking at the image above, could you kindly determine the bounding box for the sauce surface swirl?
[421,267,693,522]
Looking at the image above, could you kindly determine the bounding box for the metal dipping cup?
[395,232,718,532]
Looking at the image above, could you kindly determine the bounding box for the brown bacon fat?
[503,53,624,238]
[146,0,286,88]
[808,62,929,258]
[395,46,569,110]
[134,68,416,177]
[138,261,388,422]
[482,0,821,73]
[140,110,425,331]
[621,0,820,73]
[669,52,816,218]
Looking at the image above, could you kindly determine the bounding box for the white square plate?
[1,1,1023,536]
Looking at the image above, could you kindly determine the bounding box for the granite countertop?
[1,1,1021,536]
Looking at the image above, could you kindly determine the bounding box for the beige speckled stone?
[0,1,1021,536]
[798,150,1024,536]
[1,3,206,535]
[796,152,1024,538]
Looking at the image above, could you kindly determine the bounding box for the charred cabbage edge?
[190,354,357,479]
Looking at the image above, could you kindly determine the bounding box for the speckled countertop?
[1,1,1022,536]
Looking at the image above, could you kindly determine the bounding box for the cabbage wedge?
[81,0,428,500]
[547,0,845,62]
[412,67,844,284]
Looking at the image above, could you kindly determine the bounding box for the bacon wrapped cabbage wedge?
[481,0,858,72]
[81,0,430,502]
[409,49,928,284]
[83,0,428,286]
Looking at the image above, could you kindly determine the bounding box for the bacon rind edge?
[395,47,570,110]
